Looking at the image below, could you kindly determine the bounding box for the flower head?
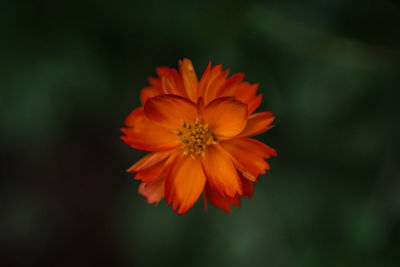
[121,58,276,214]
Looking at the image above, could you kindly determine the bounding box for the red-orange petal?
[204,182,240,213]
[247,94,262,114]
[197,61,211,98]
[198,64,230,104]
[201,144,242,198]
[161,73,187,97]
[215,73,245,97]
[218,80,262,114]
[244,137,277,157]
[165,153,206,215]
[240,174,254,197]
[126,150,174,173]
[140,87,159,105]
[148,76,162,88]
[134,158,166,183]
[196,97,205,117]
[238,112,275,137]
[234,83,258,103]
[156,67,186,96]
[179,58,198,102]
[121,108,180,151]
[202,97,248,137]
[220,137,276,180]
[144,94,197,130]
[140,77,164,105]
[133,151,179,183]
[233,83,262,114]
[138,177,166,204]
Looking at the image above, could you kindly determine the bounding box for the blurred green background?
[1,0,400,266]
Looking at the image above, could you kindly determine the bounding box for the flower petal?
[196,97,205,117]
[201,144,242,198]
[140,87,161,105]
[216,73,245,96]
[156,67,186,96]
[202,97,248,137]
[238,112,275,137]
[121,108,180,151]
[179,58,198,102]
[138,177,166,204]
[144,94,197,129]
[247,94,262,114]
[204,182,240,213]
[139,76,166,105]
[243,137,277,158]
[165,153,206,214]
[127,150,173,173]
[220,137,276,180]
[197,61,211,98]
[134,158,166,183]
[198,63,229,104]
[133,151,179,183]
[234,83,259,105]
[240,174,254,197]
[219,81,262,114]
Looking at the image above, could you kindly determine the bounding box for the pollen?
[176,119,217,156]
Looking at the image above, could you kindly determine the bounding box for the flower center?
[176,119,217,156]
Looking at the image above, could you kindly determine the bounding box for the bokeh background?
[1,0,400,266]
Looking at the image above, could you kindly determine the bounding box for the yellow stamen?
[178,119,217,156]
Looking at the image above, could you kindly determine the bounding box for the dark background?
[1,0,400,266]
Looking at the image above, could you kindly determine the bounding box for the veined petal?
[234,83,258,104]
[156,67,187,97]
[134,158,166,183]
[243,137,277,158]
[134,151,178,183]
[233,83,261,114]
[220,137,276,180]
[138,177,166,204]
[144,94,197,129]
[197,61,211,98]
[127,150,173,173]
[238,112,275,137]
[140,87,161,105]
[196,97,205,117]
[121,107,180,151]
[148,76,162,88]
[219,80,262,114]
[179,58,198,102]
[201,144,242,198]
[240,174,254,197]
[198,63,230,104]
[225,154,257,182]
[202,97,248,137]
[204,182,240,213]
[165,153,206,215]
[247,94,262,114]
[140,77,164,104]
[216,73,245,97]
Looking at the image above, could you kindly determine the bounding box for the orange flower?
[121,58,276,214]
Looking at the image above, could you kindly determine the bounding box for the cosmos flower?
[121,58,276,214]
